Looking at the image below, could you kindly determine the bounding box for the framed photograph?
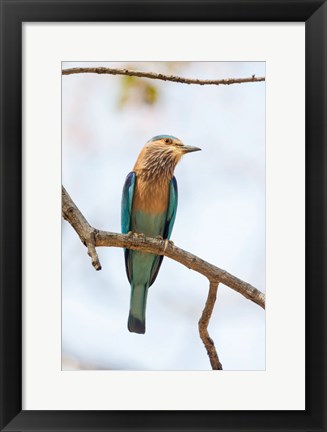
[1,1,326,431]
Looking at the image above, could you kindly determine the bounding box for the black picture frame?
[1,1,326,431]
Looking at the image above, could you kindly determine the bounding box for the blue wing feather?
[149,176,178,286]
[121,172,136,283]
[121,172,136,234]
[164,176,178,240]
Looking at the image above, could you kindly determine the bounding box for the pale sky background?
[62,61,265,371]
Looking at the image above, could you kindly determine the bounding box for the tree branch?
[199,281,222,370]
[62,67,265,86]
[62,186,101,270]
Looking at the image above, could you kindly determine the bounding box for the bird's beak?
[181,145,202,153]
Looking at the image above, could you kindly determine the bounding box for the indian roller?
[121,135,201,334]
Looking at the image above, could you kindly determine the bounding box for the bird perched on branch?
[121,135,201,334]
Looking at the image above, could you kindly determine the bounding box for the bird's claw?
[127,231,145,239]
[155,235,163,240]
[162,239,174,252]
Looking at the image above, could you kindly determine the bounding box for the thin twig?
[199,281,222,370]
[62,186,265,309]
[62,67,265,86]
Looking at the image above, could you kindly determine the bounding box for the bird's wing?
[149,176,178,286]
[121,172,136,283]
[163,176,178,240]
[121,172,136,234]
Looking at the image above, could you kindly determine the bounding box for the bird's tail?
[128,283,149,334]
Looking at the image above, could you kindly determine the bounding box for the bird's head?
[146,135,201,157]
[134,135,201,180]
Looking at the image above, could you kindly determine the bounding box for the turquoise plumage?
[121,135,201,334]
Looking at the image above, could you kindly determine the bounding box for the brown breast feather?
[132,175,170,214]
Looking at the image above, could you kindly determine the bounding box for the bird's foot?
[127,231,145,239]
[162,239,174,252]
[155,235,164,240]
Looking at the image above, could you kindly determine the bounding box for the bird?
[121,135,201,334]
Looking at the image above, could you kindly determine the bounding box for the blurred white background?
[62,61,265,371]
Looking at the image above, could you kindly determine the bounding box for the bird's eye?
[164,138,171,144]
